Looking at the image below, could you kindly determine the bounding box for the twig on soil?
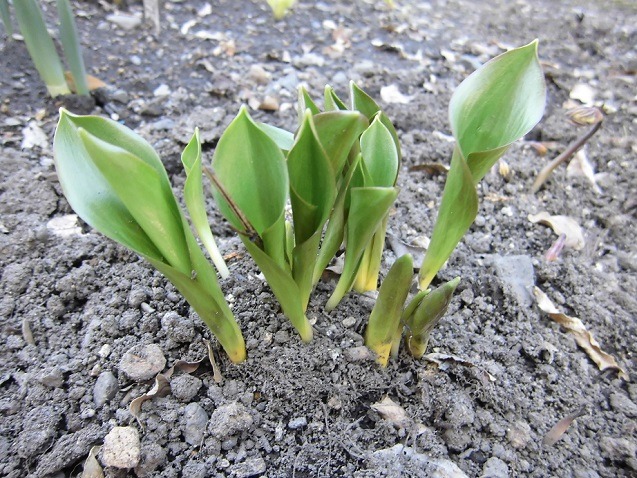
[543,407,587,446]
[532,108,603,193]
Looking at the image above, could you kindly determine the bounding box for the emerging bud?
[567,106,603,126]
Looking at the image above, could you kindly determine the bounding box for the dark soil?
[1,0,636,477]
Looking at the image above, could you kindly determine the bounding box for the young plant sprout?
[53,110,244,363]
[365,40,546,365]
[7,0,89,96]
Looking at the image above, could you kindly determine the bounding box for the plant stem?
[531,121,602,193]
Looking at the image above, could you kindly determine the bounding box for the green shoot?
[0,0,12,36]
[365,254,413,366]
[403,277,460,358]
[418,40,546,290]
[53,109,245,363]
[14,0,70,97]
[266,0,296,19]
[57,0,88,96]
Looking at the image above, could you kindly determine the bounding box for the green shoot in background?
[53,110,245,363]
[5,0,88,96]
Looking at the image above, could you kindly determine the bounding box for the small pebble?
[101,426,141,468]
[171,374,202,402]
[119,344,166,381]
[342,317,356,328]
[344,346,375,362]
[208,402,253,440]
[229,457,267,478]
[288,417,307,430]
[93,371,118,407]
[183,403,208,446]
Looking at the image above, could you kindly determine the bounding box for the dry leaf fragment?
[408,163,449,175]
[81,445,104,478]
[566,149,602,194]
[371,396,412,430]
[569,83,596,105]
[528,211,585,250]
[380,84,414,104]
[534,287,628,380]
[542,408,586,447]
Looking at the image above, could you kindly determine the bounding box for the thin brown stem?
[203,165,258,241]
[531,120,602,193]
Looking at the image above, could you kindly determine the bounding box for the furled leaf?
[365,254,414,366]
[324,85,348,111]
[419,41,546,289]
[313,111,368,177]
[404,277,460,358]
[297,86,320,125]
[181,129,229,278]
[534,287,628,380]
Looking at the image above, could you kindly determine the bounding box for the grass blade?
[57,0,88,95]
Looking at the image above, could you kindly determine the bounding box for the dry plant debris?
[528,211,585,250]
[534,287,628,380]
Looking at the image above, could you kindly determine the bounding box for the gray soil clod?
[1,0,636,477]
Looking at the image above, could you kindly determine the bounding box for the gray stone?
[208,402,253,440]
[101,426,141,468]
[344,346,375,362]
[119,344,166,381]
[182,462,207,478]
[171,374,202,402]
[485,254,535,306]
[481,457,509,478]
[369,445,468,477]
[36,366,64,388]
[507,420,532,449]
[599,436,637,465]
[288,416,307,430]
[93,371,118,407]
[183,403,208,446]
[135,443,166,477]
[229,457,267,477]
[161,311,195,343]
[610,392,637,418]
[33,425,103,476]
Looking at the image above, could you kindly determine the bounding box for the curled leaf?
[81,445,104,478]
[528,211,585,250]
[534,287,628,380]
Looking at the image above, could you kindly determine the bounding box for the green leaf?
[243,238,313,341]
[57,0,88,96]
[326,186,398,310]
[54,110,245,363]
[211,106,288,249]
[181,129,229,278]
[287,111,336,243]
[365,254,413,366]
[324,85,348,112]
[14,0,69,96]
[405,277,460,358]
[313,111,368,177]
[312,154,361,286]
[297,86,320,125]
[450,40,546,179]
[54,110,164,262]
[359,115,399,187]
[257,122,295,152]
[419,41,546,289]
[79,129,192,274]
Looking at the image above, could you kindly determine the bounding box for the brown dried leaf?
[408,163,449,175]
[534,287,628,380]
[542,408,586,447]
[528,212,585,250]
[371,396,412,430]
